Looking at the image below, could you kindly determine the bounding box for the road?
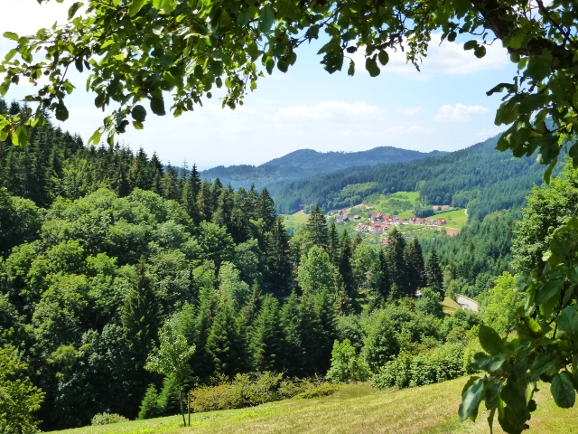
[456,294,479,312]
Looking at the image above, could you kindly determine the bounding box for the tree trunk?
[180,388,186,427]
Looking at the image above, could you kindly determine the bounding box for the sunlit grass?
[52,378,578,434]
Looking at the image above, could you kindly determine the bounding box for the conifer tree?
[212,187,234,231]
[385,229,410,297]
[206,300,245,377]
[280,291,304,375]
[162,163,180,201]
[328,221,339,265]
[130,148,151,190]
[191,285,219,380]
[426,248,444,297]
[338,230,356,301]
[370,249,391,305]
[405,238,425,294]
[306,204,328,247]
[265,216,293,297]
[196,181,213,222]
[352,232,363,251]
[256,188,276,232]
[250,295,284,372]
[149,152,164,195]
[122,259,162,363]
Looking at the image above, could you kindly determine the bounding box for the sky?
[0,0,518,170]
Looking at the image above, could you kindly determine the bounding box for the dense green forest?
[201,148,446,193]
[273,135,560,219]
[0,100,481,432]
[0,98,558,433]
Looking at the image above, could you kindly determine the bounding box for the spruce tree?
[328,221,339,265]
[130,148,151,190]
[191,285,219,380]
[206,300,245,377]
[426,248,444,297]
[385,229,410,298]
[404,238,425,294]
[280,291,304,375]
[196,181,213,222]
[371,249,391,305]
[338,230,356,301]
[250,295,284,372]
[256,188,276,232]
[265,216,292,297]
[162,163,180,201]
[122,259,162,363]
[306,204,328,247]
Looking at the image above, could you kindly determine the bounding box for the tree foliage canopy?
[0,0,577,171]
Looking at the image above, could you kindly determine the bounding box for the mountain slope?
[273,135,559,218]
[200,146,446,192]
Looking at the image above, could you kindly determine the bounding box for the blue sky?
[1,0,518,170]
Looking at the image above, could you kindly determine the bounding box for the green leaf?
[87,129,103,146]
[128,0,148,17]
[474,46,486,59]
[464,40,478,51]
[68,2,84,19]
[258,6,275,33]
[535,279,563,305]
[378,50,389,66]
[486,83,515,96]
[365,57,380,77]
[551,372,576,408]
[150,91,166,116]
[11,126,28,147]
[474,352,506,373]
[132,105,147,122]
[459,377,484,421]
[558,307,578,336]
[55,102,69,122]
[479,325,505,356]
[3,32,19,41]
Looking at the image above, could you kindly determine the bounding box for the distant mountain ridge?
[272,135,562,219]
[200,146,447,192]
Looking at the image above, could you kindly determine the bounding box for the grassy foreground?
[52,377,578,434]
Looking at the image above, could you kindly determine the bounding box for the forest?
[0,100,483,432]
[1,98,574,433]
[273,134,561,220]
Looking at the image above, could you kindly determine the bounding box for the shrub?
[293,382,340,399]
[189,372,322,413]
[372,344,467,391]
[138,385,164,420]
[326,339,371,383]
[91,412,128,425]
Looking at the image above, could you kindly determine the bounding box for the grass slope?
[52,379,578,434]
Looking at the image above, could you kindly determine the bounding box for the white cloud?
[350,33,509,79]
[435,103,489,122]
[275,101,384,121]
[397,107,422,116]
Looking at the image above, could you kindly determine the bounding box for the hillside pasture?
[51,378,578,434]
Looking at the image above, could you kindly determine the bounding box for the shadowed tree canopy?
[0,0,577,173]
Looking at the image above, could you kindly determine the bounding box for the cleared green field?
[52,378,578,434]
[434,209,468,230]
[282,210,309,232]
[442,296,461,314]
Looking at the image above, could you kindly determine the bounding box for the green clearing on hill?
[52,379,578,434]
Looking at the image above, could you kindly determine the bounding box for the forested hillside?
[273,135,559,219]
[0,100,481,432]
[200,147,446,193]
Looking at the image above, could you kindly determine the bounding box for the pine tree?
[306,204,328,247]
[328,221,339,265]
[212,187,234,231]
[370,249,391,305]
[405,238,425,294]
[385,228,410,297]
[149,152,164,194]
[122,259,162,362]
[191,286,219,380]
[206,300,245,377]
[256,188,276,232]
[265,216,292,297]
[250,295,284,372]
[196,180,213,222]
[162,162,180,201]
[426,248,444,297]
[130,148,151,190]
[280,291,304,375]
[338,230,356,301]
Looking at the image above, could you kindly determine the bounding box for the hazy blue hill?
[272,135,561,218]
[200,146,446,192]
